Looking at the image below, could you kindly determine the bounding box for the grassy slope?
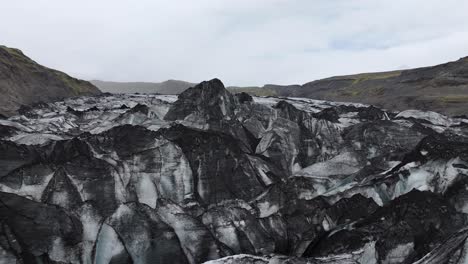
[0,45,100,116]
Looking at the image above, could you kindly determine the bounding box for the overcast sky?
[2,0,468,86]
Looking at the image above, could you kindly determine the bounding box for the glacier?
[0,79,468,263]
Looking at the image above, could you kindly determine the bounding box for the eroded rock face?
[1,79,468,263]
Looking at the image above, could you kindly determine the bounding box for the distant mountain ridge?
[93,56,468,116]
[91,79,196,94]
[0,45,101,116]
[235,57,468,116]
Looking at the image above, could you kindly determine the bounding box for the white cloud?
[1,0,468,86]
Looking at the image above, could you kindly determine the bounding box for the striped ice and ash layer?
[1,79,468,264]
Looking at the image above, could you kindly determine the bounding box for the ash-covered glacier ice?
[1,79,468,263]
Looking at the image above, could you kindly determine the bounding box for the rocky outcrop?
[0,79,468,263]
[164,78,237,122]
[0,45,101,116]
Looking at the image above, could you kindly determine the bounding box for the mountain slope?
[91,79,195,94]
[237,57,468,116]
[0,45,101,116]
[94,56,468,116]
